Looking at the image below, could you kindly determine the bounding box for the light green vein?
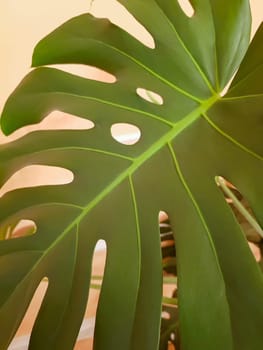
[0,203,83,238]
[51,224,79,340]
[0,225,79,312]
[203,113,263,161]
[100,41,202,102]
[212,25,220,91]
[223,93,263,101]
[128,175,141,299]
[227,63,263,93]
[55,92,174,127]
[156,4,216,94]
[33,202,84,210]
[167,142,223,275]
[129,175,141,261]
[8,146,134,164]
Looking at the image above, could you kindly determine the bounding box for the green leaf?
[0,1,263,349]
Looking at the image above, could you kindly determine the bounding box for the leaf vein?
[167,143,223,273]
[223,93,263,101]
[203,113,263,161]
[98,41,202,102]
[155,4,216,94]
[54,92,174,127]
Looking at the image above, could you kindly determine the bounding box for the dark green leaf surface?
[0,1,262,349]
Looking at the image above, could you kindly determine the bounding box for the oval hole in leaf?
[111,123,141,145]
[136,88,164,105]
[8,278,49,349]
[0,165,74,197]
[216,176,262,262]
[78,240,107,343]
[51,64,116,83]
[178,0,195,17]
[5,219,37,240]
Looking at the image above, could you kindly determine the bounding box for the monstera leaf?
[1,1,263,349]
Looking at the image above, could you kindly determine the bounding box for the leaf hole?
[111,123,141,145]
[8,278,49,350]
[161,305,178,349]
[4,219,37,240]
[42,111,95,130]
[0,112,94,144]
[0,165,74,197]
[159,210,177,327]
[77,240,107,347]
[90,0,155,49]
[48,64,116,83]
[220,76,235,97]
[160,211,176,276]
[159,212,179,350]
[136,88,164,105]
[177,0,195,17]
[216,176,262,262]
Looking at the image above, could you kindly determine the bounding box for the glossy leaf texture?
[0,1,263,349]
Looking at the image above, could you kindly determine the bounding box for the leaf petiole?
[216,176,263,238]
[162,297,178,306]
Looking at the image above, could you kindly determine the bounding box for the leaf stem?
[162,297,178,306]
[163,276,177,284]
[216,176,263,238]
[91,275,103,280]
[90,283,101,290]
